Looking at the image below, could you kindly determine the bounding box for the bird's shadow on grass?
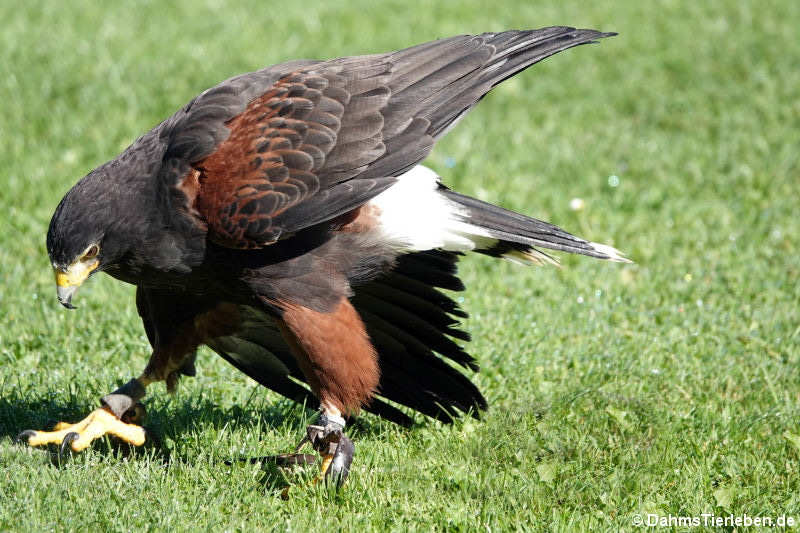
[1,387,409,491]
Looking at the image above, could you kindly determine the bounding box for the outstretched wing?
[160,27,614,249]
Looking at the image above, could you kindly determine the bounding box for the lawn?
[1,0,798,530]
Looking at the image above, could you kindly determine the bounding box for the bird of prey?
[20,27,627,486]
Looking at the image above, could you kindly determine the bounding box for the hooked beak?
[57,284,78,309]
[54,260,98,310]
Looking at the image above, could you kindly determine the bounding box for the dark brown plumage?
[27,28,627,483]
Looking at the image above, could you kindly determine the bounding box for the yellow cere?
[54,260,99,287]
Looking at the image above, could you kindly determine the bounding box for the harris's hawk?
[21,27,628,485]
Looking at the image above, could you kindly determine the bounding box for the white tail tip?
[589,242,634,263]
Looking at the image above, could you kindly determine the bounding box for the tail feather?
[439,187,632,264]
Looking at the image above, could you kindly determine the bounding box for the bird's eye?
[83,245,99,259]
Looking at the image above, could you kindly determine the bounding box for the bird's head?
[46,168,132,309]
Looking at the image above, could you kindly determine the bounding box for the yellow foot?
[313,454,335,485]
[18,407,146,452]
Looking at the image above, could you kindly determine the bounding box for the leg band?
[318,411,346,430]
[101,378,146,418]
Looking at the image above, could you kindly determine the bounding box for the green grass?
[1,0,799,530]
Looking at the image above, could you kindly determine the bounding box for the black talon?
[15,430,36,445]
[325,435,354,488]
[59,431,80,460]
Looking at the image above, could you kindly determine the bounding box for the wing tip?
[504,27,618,40]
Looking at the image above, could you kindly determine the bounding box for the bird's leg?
[19,352,192,454]
[276,406,353,499]
[19,293,217,455]
[18,378,149,453]
[276,298,377,489]
[303,406,354,487]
